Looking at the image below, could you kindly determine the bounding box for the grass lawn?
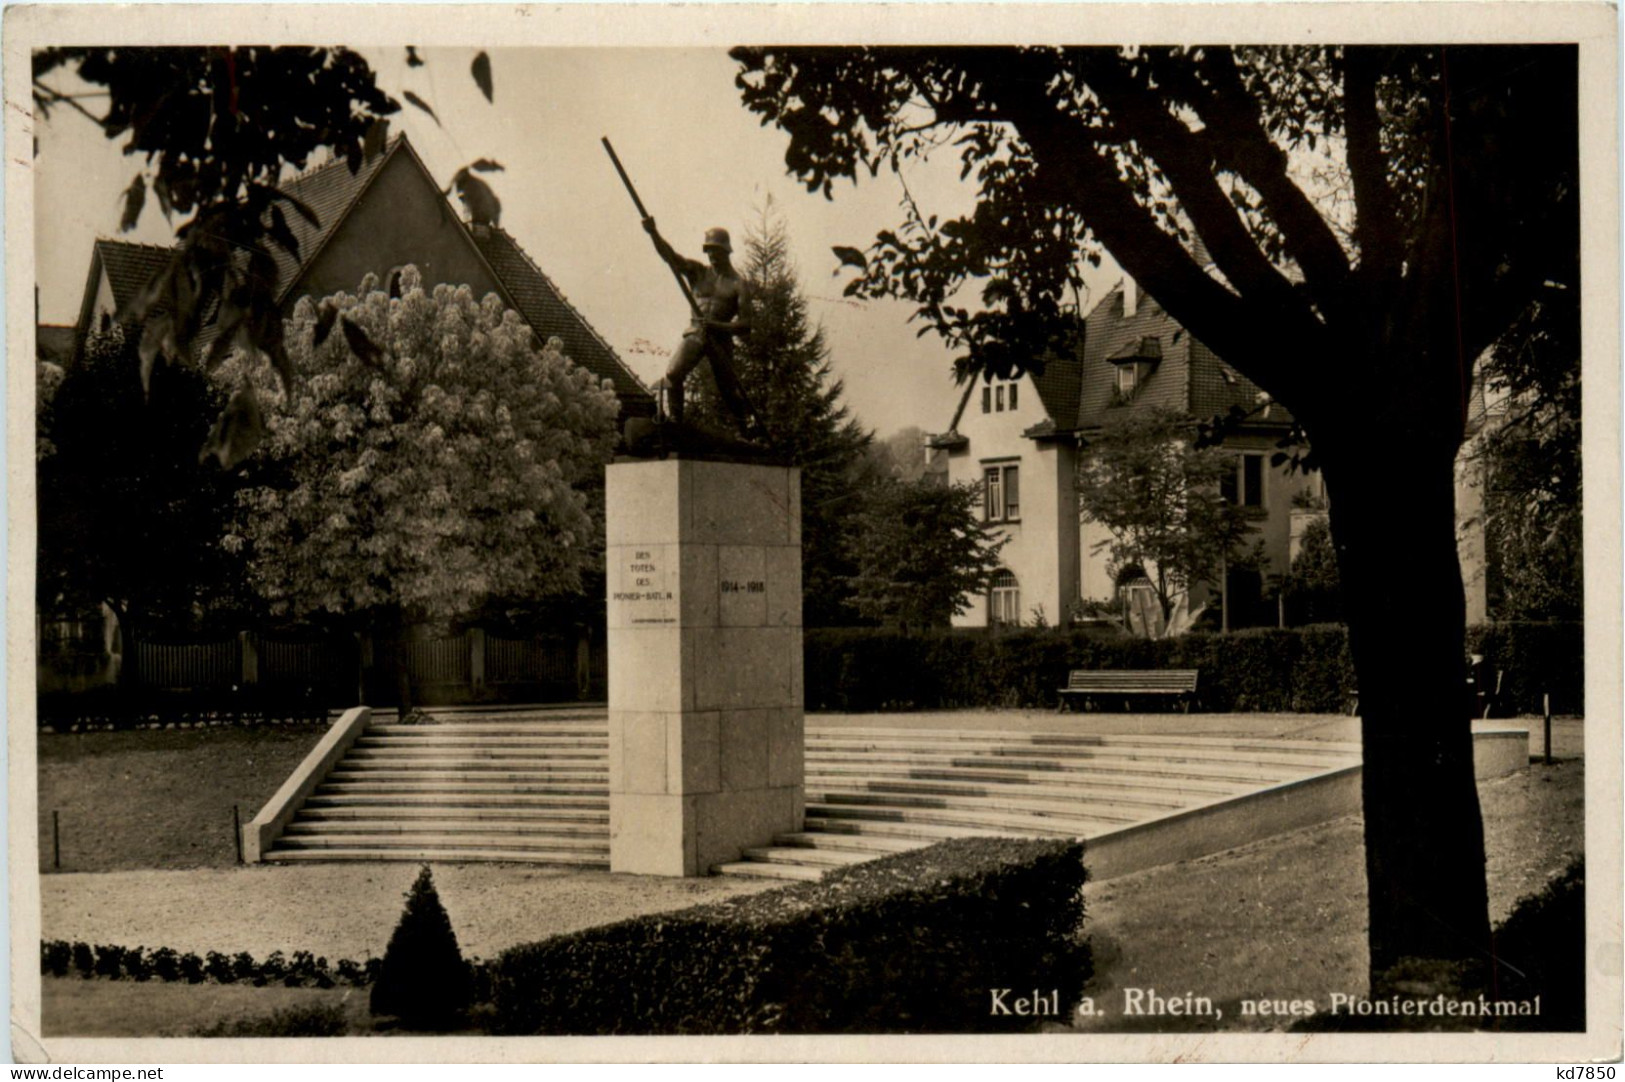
[41,977,374,1037]
[38,725,326,873]
[1075,759,1585,1033]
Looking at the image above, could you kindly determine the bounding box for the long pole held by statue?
[602,137,703,321]
[601,136,770,440]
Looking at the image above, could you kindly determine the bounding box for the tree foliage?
[37,327,243,636]
[732,46,1576,431]
[842,480,1006,633]
[1476,284,1582,621]
[34,46,501,459]
[686,205,877,626]
[222,266,619,632]
[1283,514,1343,624]
[34,47,399,390]
[1075,408,1257,633]
[731,42,1578,989]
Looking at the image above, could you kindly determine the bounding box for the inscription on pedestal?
[610,546,677,625]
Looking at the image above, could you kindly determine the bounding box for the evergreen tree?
[370,865,472,1029]
[843,479,1006,633]
[37,327,246,653]
[688,204,877,626]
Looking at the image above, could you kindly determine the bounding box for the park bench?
[1057,669,1200,713]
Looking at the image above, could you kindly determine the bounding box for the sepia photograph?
[7,3,1619,1064]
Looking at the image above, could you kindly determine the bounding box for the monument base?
[606,457,804,877]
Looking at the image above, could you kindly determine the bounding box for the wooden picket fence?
[111,629,599,708]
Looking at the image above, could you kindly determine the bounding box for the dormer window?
[1108,336,1161,403]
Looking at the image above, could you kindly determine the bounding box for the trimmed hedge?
[42,940,380,988]
[806,625,1355,713]
[1466,622,1585,715]
[806,622,1582,715]
[490,837,1090,1035]
[37,684,333,731]
[1487,857,1585,1030]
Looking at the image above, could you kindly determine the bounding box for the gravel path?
[41,863,781,962]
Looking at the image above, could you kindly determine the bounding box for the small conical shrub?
[370,865,472,1029]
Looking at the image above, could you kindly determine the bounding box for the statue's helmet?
[702,227,732,253]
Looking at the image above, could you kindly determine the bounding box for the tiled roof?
[266,141,397,301]
[1004,282,1292,436]
[80,136,650,408]
[93,239,174,316]
[468,224,650,404]
[1071,283,1283,430]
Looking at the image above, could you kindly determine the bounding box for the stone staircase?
[263,709,611,865]
[260,710,1362,879]
[710,728,1362,881]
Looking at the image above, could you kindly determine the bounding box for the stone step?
[805,761,1247,796]
[803,815,1037,843]
[326,763,607,779]
[709,860,824,882]
[807,727,1363,757]
[286,818,607,837]
[770,831,931,855]
[805,774,1211,810]
[318,780,607,797]
[266,847,610,866]
[344,748,607,763]
[740,846,872,868]
[276,832,609,853]
[355,736,608,749]
[304,792,608,809]
[298,804,607,823]
[807,801,1106,837]
[809,739,1354,772]
[809,788,1154,822]
[807,748,1347,782]
[361,726,608,737]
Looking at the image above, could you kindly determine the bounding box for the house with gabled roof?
[69,134,653,416]
[930,279,1320,632]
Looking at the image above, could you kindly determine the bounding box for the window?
[983,462,1020,522]
[990,570,1021,626]
[1222,453,1266,508]
[995,385,1005,411]
[1009,382,1019,410]
[982,386,992,414]
[1242,454,1264,507]
[1116,364,1137,397]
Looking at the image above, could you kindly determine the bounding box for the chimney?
[1123,277,1138,318]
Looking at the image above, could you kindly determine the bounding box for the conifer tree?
[370,865,472,1029]
[688,204,876,626]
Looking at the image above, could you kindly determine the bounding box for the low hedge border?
[490,837,1091,1035]
[806,622,1582,715]
[41,941,383,989]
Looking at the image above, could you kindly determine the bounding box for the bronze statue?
[601,137,769,457]
[642,219,757,432]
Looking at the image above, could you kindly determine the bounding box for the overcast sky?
[32,46,1130,439]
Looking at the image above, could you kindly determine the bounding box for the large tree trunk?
[374,609,415,715]
[1320,437,1492,996]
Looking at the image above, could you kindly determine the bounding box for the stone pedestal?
[605,457,804,876]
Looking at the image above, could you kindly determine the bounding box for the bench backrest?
[1065,669,1199,692]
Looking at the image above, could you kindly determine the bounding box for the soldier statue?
[641,218,758,434]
